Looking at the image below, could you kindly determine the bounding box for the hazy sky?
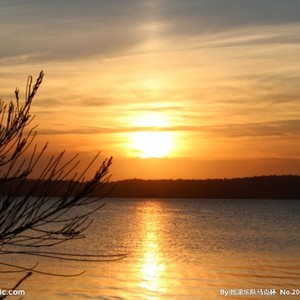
[1,0,300,179]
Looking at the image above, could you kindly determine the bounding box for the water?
[1,198,299,299]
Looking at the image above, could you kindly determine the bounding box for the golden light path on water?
[138,201,167,296]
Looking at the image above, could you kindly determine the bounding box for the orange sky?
[1,1,300,180]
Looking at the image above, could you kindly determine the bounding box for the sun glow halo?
[131,131,174,158]
[129,112,175,158]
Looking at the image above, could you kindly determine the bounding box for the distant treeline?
[2,175,299,199]
[107,176,300,199]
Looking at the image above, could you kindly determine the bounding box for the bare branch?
[0,72,121,295]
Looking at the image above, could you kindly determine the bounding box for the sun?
[129,112,175,158]
[130,131,174,158]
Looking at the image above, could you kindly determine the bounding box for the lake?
[1,198,299,299]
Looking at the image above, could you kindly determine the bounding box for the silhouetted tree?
[0,72,124,299]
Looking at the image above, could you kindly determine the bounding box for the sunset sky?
[1,0,300,180]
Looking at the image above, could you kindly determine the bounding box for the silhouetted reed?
[0,72,126,298]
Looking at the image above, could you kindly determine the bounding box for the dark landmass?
[2,175,300,199]
[106,175,300,199]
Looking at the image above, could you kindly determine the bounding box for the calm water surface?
[1,198,299,299]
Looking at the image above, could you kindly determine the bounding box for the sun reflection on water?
[138,202,166,296]
[141,250,166,292]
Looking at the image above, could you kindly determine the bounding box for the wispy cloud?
[0,1,145,63]
[154,0,300,36]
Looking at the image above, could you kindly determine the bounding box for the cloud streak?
[0,1,145,63]
[155,0,300,36]
[37,119,300,138]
